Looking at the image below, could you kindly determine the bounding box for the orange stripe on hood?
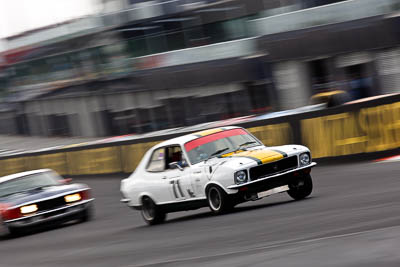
[224,149,284,164]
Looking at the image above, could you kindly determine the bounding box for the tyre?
[207,185,233,215]
[141,196,166,225]
[80,205,94,222]
[287,174,313,200]
[0,218,21,237]
[7,226,22,237]
[0,222,9,237]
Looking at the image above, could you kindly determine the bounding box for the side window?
[166,146,187,169]
[146,148,166,172]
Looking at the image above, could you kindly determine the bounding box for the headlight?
[20,204,38,214]
[234,170,248,184]
[299,153,311,166]
[64,193,82,203]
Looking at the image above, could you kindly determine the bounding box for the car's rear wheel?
[287,174,313,200]
[207,185,233,215]
[141,196,166,225]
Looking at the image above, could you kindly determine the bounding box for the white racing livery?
[120,126,316,225]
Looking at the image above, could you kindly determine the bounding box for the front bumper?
[228,162,317,190]
[4,199,94,228]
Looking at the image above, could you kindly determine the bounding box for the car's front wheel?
[0,220,10,237]
[287,174,313,200]
[141,196,166,225]
[207,185,233,215]
[80,204,94,222]
[7,226,22,237]
[0,218,20,237]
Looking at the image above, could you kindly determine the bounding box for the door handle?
[162,176,167,179]
[195,178,201,182]
[193,171,202,174]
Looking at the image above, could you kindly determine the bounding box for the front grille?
[36,196,66,212]
[249,156,298,181]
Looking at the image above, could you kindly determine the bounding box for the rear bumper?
[4,199,93,228]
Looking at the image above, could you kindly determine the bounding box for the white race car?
[120,126,316,225]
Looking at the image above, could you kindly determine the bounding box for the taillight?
[2,207,22,221]
[0,204,6,220]
[79,189,91,200]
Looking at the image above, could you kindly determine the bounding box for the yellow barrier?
[66,147,123,175]
[248,123,292,146]
[25,153,68,176]
[302,102,400,158]
[0,157,26,177]
[121,141,161,173]
[0,101,399,176]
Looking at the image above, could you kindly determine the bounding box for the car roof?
[0,169,52,184]
[154,126,243,149]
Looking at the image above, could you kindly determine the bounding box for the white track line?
[375,155,400,163]
[125,225,400,267]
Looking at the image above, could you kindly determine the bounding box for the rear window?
[146,148,165,172]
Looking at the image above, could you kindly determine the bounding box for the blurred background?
[1,0,400,137]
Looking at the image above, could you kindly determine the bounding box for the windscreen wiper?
[237,141,257,150]
[29,185,54,190]
[20,185,53,193]
[205,147,230,162]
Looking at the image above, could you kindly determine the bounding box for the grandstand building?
[0,0,400,137]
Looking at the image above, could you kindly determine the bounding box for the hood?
[206,156,256,168]
[0,183,87,207]
[201,147,287,176]
[222,147,286,165]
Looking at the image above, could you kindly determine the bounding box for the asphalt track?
[1,161,400,267]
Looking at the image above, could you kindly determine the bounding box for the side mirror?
[169,162,183,171]
[60,178,73,184]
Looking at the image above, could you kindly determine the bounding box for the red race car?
[0,169,94,236]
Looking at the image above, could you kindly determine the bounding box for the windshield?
[184,128,261,164]
[0,171,61,198]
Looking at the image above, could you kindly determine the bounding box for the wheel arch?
[204,181,236,195]
[138,192,158,205]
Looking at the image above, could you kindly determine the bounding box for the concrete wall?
[272,61,311,110]
[0,111,17,135]
[18,82,250,137]
[376,48,400,95]
[3,46,400,137]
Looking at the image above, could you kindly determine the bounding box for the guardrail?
[250,0,400,36]
[0,94,399,176]
[131,37,258,70]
